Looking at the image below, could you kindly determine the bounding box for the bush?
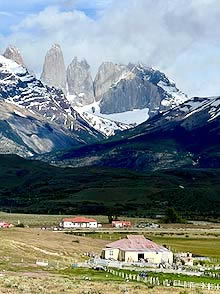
[163,208,187,224]
[15,223,25,228]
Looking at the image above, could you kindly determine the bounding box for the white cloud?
[1,0,220,97]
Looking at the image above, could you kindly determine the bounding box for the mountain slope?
[0,154,219,217]
[0,100,82,157]
[0,55,103,147]
[51,96,220,171]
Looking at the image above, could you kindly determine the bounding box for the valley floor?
[0,227,219,293]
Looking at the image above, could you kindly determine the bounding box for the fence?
[106,268,220,291]
[89,258,157,269]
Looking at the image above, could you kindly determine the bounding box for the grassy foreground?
[1,275,217,294]
[0,228,219,293]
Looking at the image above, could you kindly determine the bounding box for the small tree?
[163,208,186,224]
[108,215,113,224]
[107,207,119,224]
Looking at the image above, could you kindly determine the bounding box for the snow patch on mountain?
[158,80,187,107]
[74,107,132,137]
[73,100,150,136]
[0,55,26,75]
[177,96,220,119]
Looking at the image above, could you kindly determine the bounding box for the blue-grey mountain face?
[97,64,187,117]
[67,57,95,106]
[40,44,67,94]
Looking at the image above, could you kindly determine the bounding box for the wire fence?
[107,268,220,291]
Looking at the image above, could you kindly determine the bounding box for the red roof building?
[102,235,173,264]
[61,217,98,228]
[112,220,131,228]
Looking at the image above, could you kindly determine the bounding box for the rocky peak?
[67,57,94,106]
[94,62,128,101]
[40,44,66,94]
[3,46,25,66]
[98,63,187,116]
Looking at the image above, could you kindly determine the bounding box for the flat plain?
[0,213,220,293]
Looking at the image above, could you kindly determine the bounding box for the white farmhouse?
[102,235,173,264]
[60,217,98,229]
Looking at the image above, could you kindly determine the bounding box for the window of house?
[109,250,113,256]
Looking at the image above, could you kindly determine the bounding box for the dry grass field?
[0,274,219,294]
[0,228,107,271]
[0,228,219,293]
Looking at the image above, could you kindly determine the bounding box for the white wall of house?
[63,221,97,228]
[103,248,120,260]
[124,251,173,264]
[103,248,173,264]
[88,222,98,228]
[161,251,173,264]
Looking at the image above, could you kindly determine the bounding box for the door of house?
[138,253,144,261]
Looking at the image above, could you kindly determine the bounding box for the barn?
[60,217,98,229]
[102,235,173,264]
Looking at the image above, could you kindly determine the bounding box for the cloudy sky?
[0,0,219,97]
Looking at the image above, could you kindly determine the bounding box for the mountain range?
[41,96,220,171]
[0,44,219,216]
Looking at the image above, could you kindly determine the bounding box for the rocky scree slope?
[0,100,78,157]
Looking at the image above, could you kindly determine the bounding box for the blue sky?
[0,0,112,27]
[0,0,220,97]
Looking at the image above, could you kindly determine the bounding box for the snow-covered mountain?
[0,55,103,145]
[52,96,220,171]
[1,45,189,139]
[72,63,187,136]
[33,44,188,136]
[136,96,220,133]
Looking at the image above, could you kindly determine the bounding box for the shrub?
[15,223,25,228]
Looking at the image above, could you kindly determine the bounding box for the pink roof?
[63,217,97,223]
[106,235,169,252]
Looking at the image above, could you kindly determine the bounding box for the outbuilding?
[112,220,131,228]
[102,235,173,264]
[60,217,98,229]
[0,221,13,228]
